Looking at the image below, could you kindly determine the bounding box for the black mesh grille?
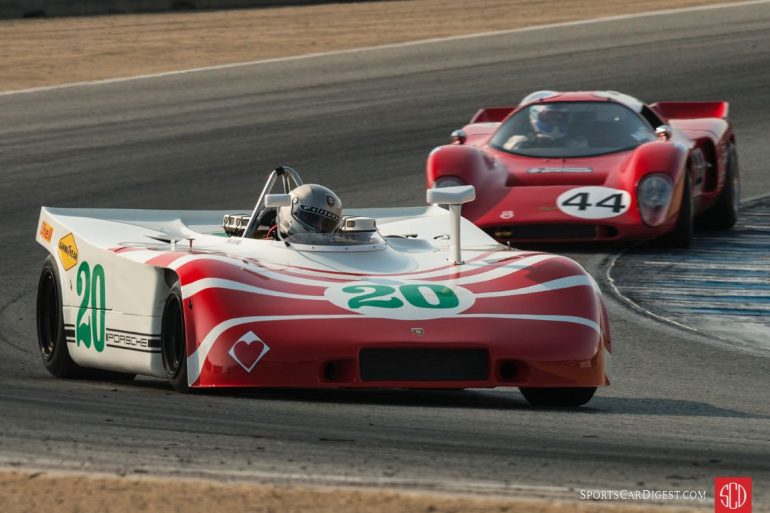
[359,348,489,381]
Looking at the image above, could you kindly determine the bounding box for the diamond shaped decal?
[228,331,270,373]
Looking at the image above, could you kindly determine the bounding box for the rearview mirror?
[265,194,292,208]
[427,185,476,206]
[426,185,476,266]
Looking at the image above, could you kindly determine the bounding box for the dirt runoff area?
[0,1,730,511]
[0,468,711,513]
[0,0,740,91]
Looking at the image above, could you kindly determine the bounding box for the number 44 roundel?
[556,186,631,219]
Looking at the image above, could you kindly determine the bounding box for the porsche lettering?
[105,331,158,350]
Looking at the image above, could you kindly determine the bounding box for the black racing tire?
[36,256,89,378]
[36,257,136,381]
[701,145,739,230]
[658,172,693,248]
[520,387,596,408]
[161,281,190,393]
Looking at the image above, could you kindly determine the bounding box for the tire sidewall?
[36,256,83,377]
[161,282,190,392]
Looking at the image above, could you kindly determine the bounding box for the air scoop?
[341,217,377,232]
[426,185,476,265]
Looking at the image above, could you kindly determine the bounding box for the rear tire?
[520,387,596,407]
[161,282,190,393]
[36,257,135,381]
[701,145,739,230]
[658,172,693,248]
[37,256,87,378]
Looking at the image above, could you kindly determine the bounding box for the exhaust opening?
[499,360,519,382]
[323,362,339,382]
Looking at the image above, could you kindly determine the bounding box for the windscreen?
[489,102,655,158]
[285,231,384,248]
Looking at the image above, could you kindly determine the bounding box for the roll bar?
[241,166,304,239]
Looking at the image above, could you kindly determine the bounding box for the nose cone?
[499,151,632,187]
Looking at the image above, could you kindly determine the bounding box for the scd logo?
[715,477,751,513]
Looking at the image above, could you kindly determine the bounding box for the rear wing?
[650,101,729,120]
[469,106,515,124]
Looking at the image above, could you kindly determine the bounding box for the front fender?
[426,145,510,220]
[426,144,498,187]
[619,142,689,225]
[623,141,689,186]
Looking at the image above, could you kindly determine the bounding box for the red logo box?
[715,477,752,513]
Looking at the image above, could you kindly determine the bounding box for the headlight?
[637,174,673,226]
[434,176,465,188]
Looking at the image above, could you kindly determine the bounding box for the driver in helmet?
[277,184,343,238]
[529,104,569,140]
[503,104,580,150]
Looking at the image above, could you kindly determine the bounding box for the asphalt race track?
[611,197,770,356]
[1,2,769,507]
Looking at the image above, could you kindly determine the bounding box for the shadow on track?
[122,378,768,419]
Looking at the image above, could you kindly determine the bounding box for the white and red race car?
[35,167,610,406]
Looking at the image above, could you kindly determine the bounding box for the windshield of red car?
[489,101,656,158]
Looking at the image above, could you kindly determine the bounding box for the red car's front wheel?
[519,387,596,407]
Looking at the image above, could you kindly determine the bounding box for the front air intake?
[359,348,489,381]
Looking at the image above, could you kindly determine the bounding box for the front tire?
[161,282,190,393]
[658,172,693,248]
[520,387,596,407]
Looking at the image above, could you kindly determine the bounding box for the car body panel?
[427,91,737,242]
[37,204,611,389]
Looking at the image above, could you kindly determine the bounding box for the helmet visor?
[292,203,341,232]
[538,109,567,123]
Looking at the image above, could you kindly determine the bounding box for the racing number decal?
[343,284,460,310]
[402,284,460,309]
[326,281,474,320]
[344,285,404,309]
[561,192,625,212]
[75,261,106,352]
[556,187,631,219]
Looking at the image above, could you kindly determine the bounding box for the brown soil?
[0,469,710,513]
[0,0,737,91]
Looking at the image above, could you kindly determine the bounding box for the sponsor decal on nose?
[228,331,270,373]
[39,221,53,243]
[57,233,79,270]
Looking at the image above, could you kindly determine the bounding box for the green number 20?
[75,261,106,352]
[343,284,459,310]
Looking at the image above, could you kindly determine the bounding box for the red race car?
[426,91,740,246]
[35,167,610,407]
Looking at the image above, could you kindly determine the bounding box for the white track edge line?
[1,0,769,96]
[604,192,770,354]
